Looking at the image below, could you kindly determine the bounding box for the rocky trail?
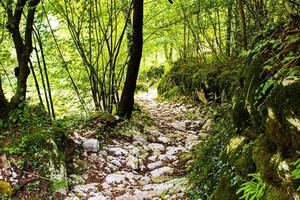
[66,89,212,200]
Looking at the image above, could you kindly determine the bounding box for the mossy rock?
[252,135,281,187]
[231,140,256,177]
[0,180,12,196]
[262,81,300,153]
[262,187,290,200]
[210,175,239,200]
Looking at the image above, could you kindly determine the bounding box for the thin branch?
[289,0,300,6]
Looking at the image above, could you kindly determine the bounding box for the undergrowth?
[162,19,300,200]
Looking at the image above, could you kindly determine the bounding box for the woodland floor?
[65,89,212,200]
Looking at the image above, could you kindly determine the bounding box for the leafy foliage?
[236,173,266,200]
[292,155,300,191]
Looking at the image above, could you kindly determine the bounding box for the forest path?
[66,89,212,200]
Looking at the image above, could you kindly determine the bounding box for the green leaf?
[282,56,296,63]
[262,79,274,94]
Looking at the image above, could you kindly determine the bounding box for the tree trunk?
[0,0,40,121]
[0,76,9,120]
[226,0,233,56]
[237,0,247,50]
[118,0,144,119]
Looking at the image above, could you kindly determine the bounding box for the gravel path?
[66,89,212,200]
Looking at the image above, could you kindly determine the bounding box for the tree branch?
[289,0,300,6]
[24,0,40,57]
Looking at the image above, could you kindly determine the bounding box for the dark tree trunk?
[237,0,247,50]
[226,0,233,56]
[0,0,40,121]
[0,76,9,120]
[118,0,144,119]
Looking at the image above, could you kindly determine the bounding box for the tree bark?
[0,0,40,121]
[118,0,144,119]
[226,0,233,56]
[0,76,9,120]
[237,0,247,50]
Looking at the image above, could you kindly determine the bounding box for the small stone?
[83,139,100,153]
[148,143,165,152]
[126,155,139,170]
[105,173,125,185]
[159,154,177,161]
[150,166,174,177]
[88,192,107,200]
[147,161,163,170]
[107,163,120,172]
[132,131,148,144]
[108,147,128,156]
[140,176,151,185]
[99,150,108,157]
[130,147,140,157]
[102,189,113,197]
[148,155,157,162]
[65,195,80,200]
[73,183,98,195]
[110,159,122,167]
[195,120,205,126]
[157,136,171,144]
[166,146,186,156]
[170,121,186,131]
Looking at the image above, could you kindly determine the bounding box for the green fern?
[291,155,300,191]
[236,173,266,200]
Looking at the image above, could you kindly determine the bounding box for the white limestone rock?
[126,155,139,170]
[148,143,165,152]
[105,173,126,185]
[73,183,99,196]
[108,147,128,156]
[83,139,100,153]
[170,121,186,131]
[166,146,186,156]
[88,192,107,200]
[147,161,164,170]
[150,166,174,177]
[157,136,171,144]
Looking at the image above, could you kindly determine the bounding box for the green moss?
[0,181,12,196]
[231,141,256,177]
[158,58,239,102]
[252,135,281,187]
[262,187,289,200]
[211,175,239,200]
